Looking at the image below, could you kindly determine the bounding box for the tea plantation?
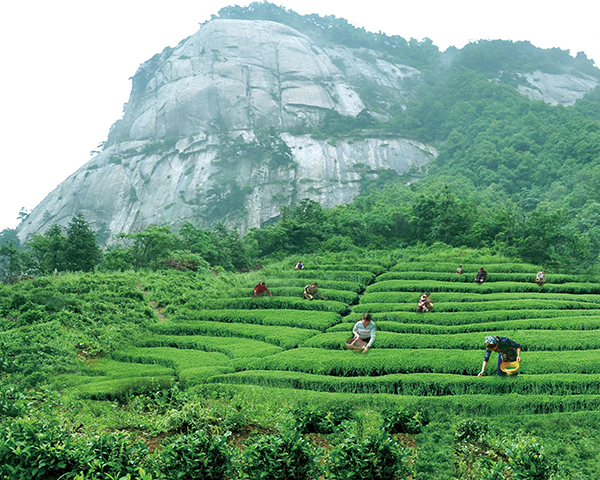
[1,248,600,478]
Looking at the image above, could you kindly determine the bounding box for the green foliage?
[327,432,414,480]
[380,405,428,434]
[0,417,86,479]
[168,308,341,331]
[149,321,317,349]
[415,418,454,479]
[454,420,560,480]
[236,429,320,480]
[157,430,234,479]
[290,400,357,434]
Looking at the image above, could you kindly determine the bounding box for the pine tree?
[65,214,102,272]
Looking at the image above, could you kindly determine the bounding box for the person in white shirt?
[349,313,376,352]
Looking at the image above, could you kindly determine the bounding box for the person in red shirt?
[252,281,272,298]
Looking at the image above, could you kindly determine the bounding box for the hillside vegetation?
[2,246,600,478]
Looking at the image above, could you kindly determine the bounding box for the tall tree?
[65,214,102,272]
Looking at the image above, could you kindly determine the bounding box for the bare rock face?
[112,19,384,142]
[516,71,598,106]
[18,19,433,242]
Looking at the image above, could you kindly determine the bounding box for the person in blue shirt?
[477,335,521,376]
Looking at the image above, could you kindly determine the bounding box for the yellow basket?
[500,361,520,375]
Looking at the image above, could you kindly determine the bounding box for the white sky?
[1,0,599,232]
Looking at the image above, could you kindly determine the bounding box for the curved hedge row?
[111,347,231,373]
[342,309,600,326]
[377,271,581,283]
[168,308,341,331]
[193,297,349,314]
[221,287,359,304]
[301,330,600,352]
[72,376,176,400]
[149,321,317,349]
[327,316,600,335]
[390,261,541,273]
[303,264,386,275]
[353,299,600,313]
[137,334,284,358]
[243,278,363,293]
[359,291,600,305]
[261,270,376,286]
[366,280,600,294]
[237,347,600,376]
[208,370,600,396]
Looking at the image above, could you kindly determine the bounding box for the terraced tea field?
[72,256,600,418]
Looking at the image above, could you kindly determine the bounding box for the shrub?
[291,401,357,434]
[327,432,414,480]
[157,431,234,479]
[0,417,86,479]
[84,432,152,479]
[236,429,320,480]
[381,405,428,434]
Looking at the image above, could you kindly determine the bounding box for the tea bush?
[327,432,414,480]
[236,429,320,480]
[291,400,357,433]
[157,430,234,479]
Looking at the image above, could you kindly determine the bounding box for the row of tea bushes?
[304,263,386,275]
[221,287,359,304]
[390,261,542,273]
[260,269,376,286]
[192,296,350,314]
[376,271,581,283]
[137,334,284,358]
[111,346,232,373]
[243,277,364,293]
[236,347,600,375]
[342,309,600,326]
[328,316,600,335]
[168,308,341,331]
[366,279,600,294]
[303,330,600,351]
[149,320,318,349]
[353,299,600,313]
[209,370,600,396]
[359,290,600,305]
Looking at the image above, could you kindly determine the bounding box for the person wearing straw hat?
[478,335,521,376]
